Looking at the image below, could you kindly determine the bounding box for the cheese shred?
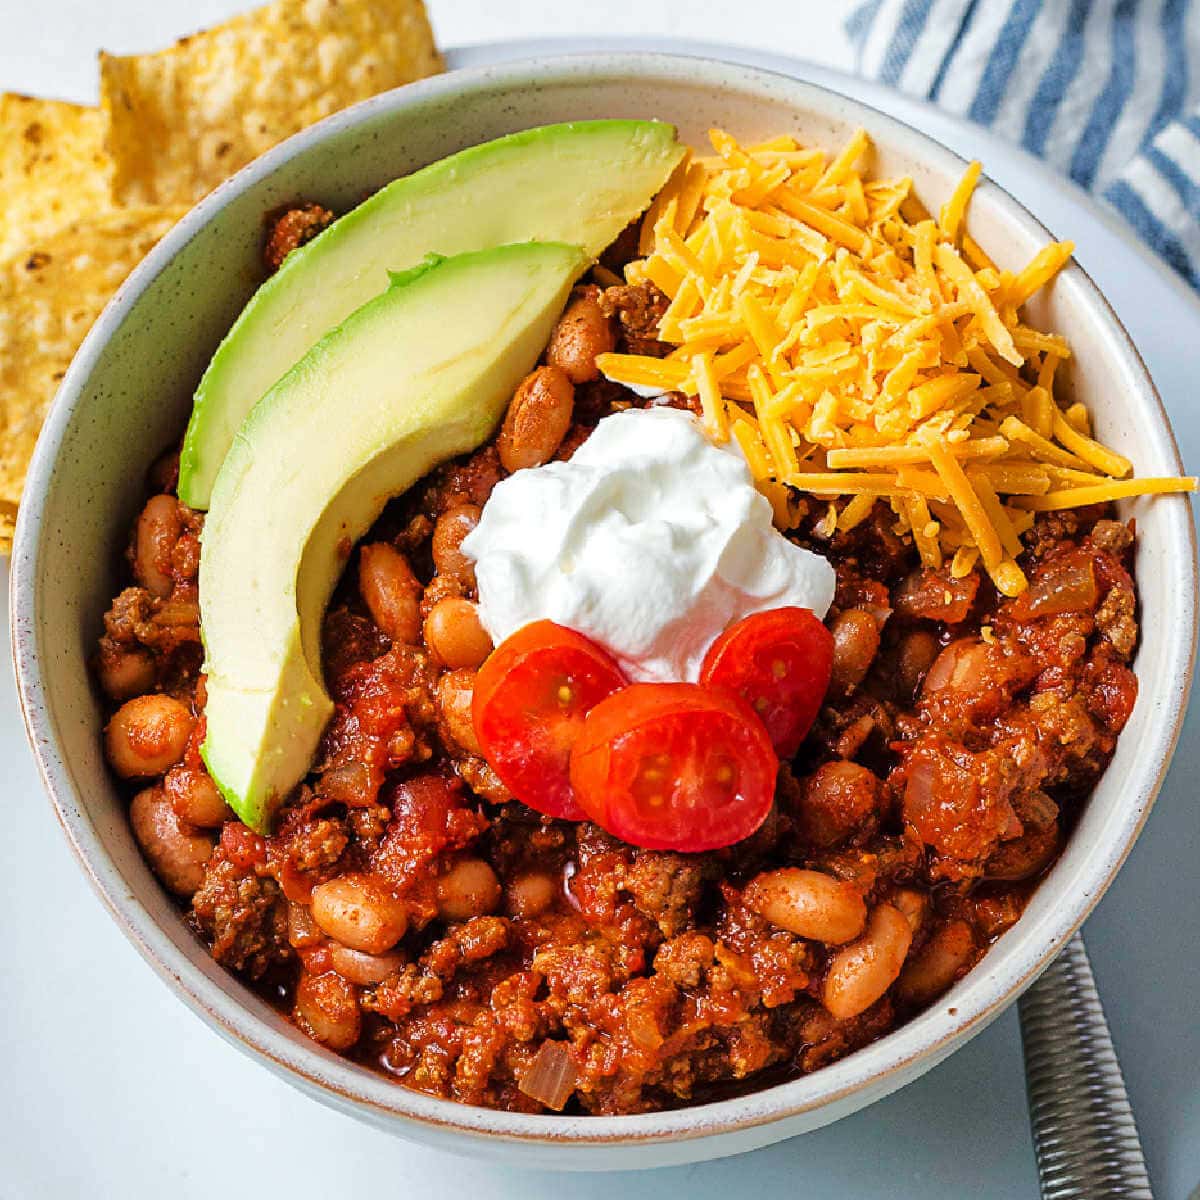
[599,127,1197,593]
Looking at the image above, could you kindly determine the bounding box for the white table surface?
[3,6,1199,1200]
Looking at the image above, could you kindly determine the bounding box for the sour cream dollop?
[462,407,836,683]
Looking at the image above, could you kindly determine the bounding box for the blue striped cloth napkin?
[846,0,1200,288]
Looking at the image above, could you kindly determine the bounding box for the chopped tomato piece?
[569,683,778,851]
[473,620,627,819]
[220,821,267,869]
[700,607,833,757]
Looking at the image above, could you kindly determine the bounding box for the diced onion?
[519,1041,577,1111]
[903,761,935,817]
[1024,562,1097,617]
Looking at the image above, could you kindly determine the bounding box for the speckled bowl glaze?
[10,55,1197,1170]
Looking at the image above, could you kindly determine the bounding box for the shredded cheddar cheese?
[599,128,1197,596]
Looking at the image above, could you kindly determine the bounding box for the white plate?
[2,38,1196,1200]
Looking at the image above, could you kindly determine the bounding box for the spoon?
[1019,932,1153,1198]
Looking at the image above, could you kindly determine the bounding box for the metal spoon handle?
[1018,933,1153,1199]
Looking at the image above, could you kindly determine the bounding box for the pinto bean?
[431,504,481,589]
[743,867,867,945]
[130,786,214,897]
[358,543,421,644]
[506,870,559,919]
[105,694,194,778]
[823,902,913,1020]
[295,971,361,1051]
[309,874,408,955]
[546,292,615,384]
[328,943,405,985]
[423,597,493,669]
[287,902,324,949]
[436,668,482,756]
[436,857,502,922]
[890,888,930,935]
[895,630,940,698]
[133,494,181,597]
[164,765,231,828]
[798,761,881,848]
[498,366,575,472]
[923,638,989,699]
[95,642,156,701]
[896,919,976,1006]
[830,609,880,694]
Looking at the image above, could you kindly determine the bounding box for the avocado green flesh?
[199,242,589,831]
[179,119,684,510]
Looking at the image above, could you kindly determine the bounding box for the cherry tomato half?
[699,607,833,757]
[569,683,778,852]
[473,620,627,820]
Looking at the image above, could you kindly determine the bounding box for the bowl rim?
[10,50,1198,1148]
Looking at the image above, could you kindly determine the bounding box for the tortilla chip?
[0,206,184,549]
[0,95,114,261]
[100,0,443,207]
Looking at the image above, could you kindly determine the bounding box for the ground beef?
[797,1000,895,1073]
[1095,577,1137,658]
[599,282,671,356]
[653,931,716,988]
[263,203,334,271]
[364,964,446,1022]
[422,916,511,979]
[101,585,201,656]
[453,755,511,805]
[191,850,289,978]
[618,851,708,937]
[1088,518,1134,556]
[281,815,349,874]
[416,444,503,517]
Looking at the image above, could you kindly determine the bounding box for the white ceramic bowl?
[10,54,1197,1171]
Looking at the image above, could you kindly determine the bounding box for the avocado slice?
[199,241,589,831]
[179,119,684,509]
